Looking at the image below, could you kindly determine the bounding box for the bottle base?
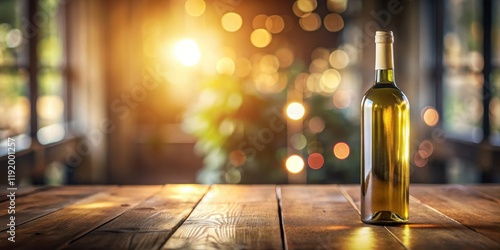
[361,211,408,225]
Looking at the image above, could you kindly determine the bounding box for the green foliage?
[183,66,360,184]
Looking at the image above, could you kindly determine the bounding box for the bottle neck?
[375,69,395,84]
[375,41,395,85]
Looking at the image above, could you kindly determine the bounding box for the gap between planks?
[275,186,287,250]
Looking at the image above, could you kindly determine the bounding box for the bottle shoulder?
[361,84,409,107]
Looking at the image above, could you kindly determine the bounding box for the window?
[0,0,68,154]
[441,0,498,145]
[442,0,483,142]
[0,0,30,152]
[490,0,500,144]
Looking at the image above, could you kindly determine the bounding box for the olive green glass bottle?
[361,31,410,224]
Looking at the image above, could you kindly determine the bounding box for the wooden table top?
[1,184,499,249]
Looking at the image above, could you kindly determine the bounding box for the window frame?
[0,0,81,185]
[434,0,500,182]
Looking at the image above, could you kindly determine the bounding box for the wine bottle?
[360,31,410,224]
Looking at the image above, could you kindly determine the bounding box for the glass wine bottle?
[361,31,410,224]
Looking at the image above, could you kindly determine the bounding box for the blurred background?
[0,0,499,185]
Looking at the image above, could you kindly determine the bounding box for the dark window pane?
[36,0,66,145]
[443,0,483,142]
[491,69,500,144]
[38,0,64,67]
[491,0,500,144]
[0,0,28,66]
[0,69,30,137]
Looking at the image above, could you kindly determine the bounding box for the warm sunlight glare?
[173,38,201,66]
[286,155,305,173]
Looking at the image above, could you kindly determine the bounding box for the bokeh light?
[229,150,246,166]
[227,93,243,110]
[418,140,434,159]
[37,95,64,120]
[308,116,325,134]
[294,73,309,93]
[275,48,294,68]
[293,1,310,18]
[219,119,236,136]
[422,106,439,127]
[320,69,341,93]
[254,72,281,94]
[333,90,351,109]
[225,169,241,183]
[329,49,349,69]
[308,153,324,170]
[297,0,318,12]
[6,29,22,48]
[309,58,329,73]
[290,133,307,150]
[260,54,280,73]
[468,51,484,72]
[216,57,235,75]
[173,38,201,66]
[333,142,350,160]
[234,57,252,77]
[327,0,347,13]
[185,0,206,17]
[414,151,428,167]
[253,14,268,29]
[251,29,272,48]
[300,13,321,31]
[324,13,344,32]
[265,15,285,34]
[286,102,305,120]
[306,73,321,93]
[286,155,305,173]
[311,47,330,61]
[221,12,243,32]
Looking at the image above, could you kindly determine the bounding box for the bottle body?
[361,31,410,224]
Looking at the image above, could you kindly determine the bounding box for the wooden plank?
[0,186,107,231]
[468,184,500,200]
[411,184,500,244]
[281,185,404,249]
[66,184,209,250]
[0,185,161,250]
[162,185,282,250]
[342,185,500,249]
[0,186,49,202]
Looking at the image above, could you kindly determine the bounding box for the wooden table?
[1,184,499,249]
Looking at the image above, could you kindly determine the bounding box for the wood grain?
[162,185,282,250]
[342,185,500,249]
[0,186,161,250]
[410,184,500,244]
[468,184,500,200]
[0,186,49,202]
[3,184,500,249]
[0,186,106,231]
[281,185,404,249]
[66,184,209,250]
